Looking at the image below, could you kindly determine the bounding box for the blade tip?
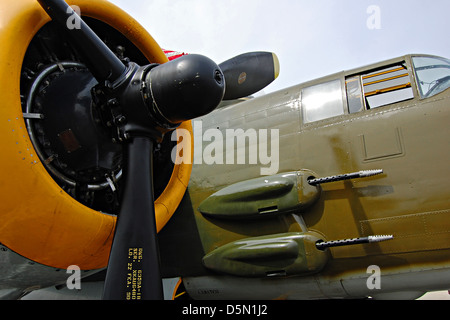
[272,53,280,79]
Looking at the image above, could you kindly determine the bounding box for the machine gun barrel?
[308,169,383,186]
[316,235,394,250]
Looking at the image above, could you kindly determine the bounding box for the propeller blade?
[102,137,162,300]
[37,0,126,83]
[219,51,280,100]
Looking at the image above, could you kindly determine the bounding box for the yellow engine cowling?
[0,0,193,270]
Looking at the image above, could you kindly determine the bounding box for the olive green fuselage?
[159,54,450,299]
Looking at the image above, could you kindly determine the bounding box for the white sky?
[108,0,449,93]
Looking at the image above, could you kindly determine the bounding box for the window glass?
[346,76,364,113]
[412,56,450,98]
[366,88,413,109]
[302,80,344,123]
[362,64,414,109]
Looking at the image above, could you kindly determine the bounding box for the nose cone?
[146,54,225,124]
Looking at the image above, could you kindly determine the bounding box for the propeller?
[38,0,224,300]
[162,50,280,100]
[37,0,279,300]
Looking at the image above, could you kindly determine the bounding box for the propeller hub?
[145,54,225,124]
[95,54,225,143]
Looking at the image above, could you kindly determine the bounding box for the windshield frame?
[411,55,450,99]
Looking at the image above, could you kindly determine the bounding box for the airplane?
[1,0,449,301]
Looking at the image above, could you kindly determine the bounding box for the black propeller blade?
[37,0,126,84]
[219,51,280,100]
[37,0,225,300]
[105,136,162,300]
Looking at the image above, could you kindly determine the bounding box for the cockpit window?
[302,80,344,123]
[346,63,414,113]
[362,64,414,109]
[413,56,450,98]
